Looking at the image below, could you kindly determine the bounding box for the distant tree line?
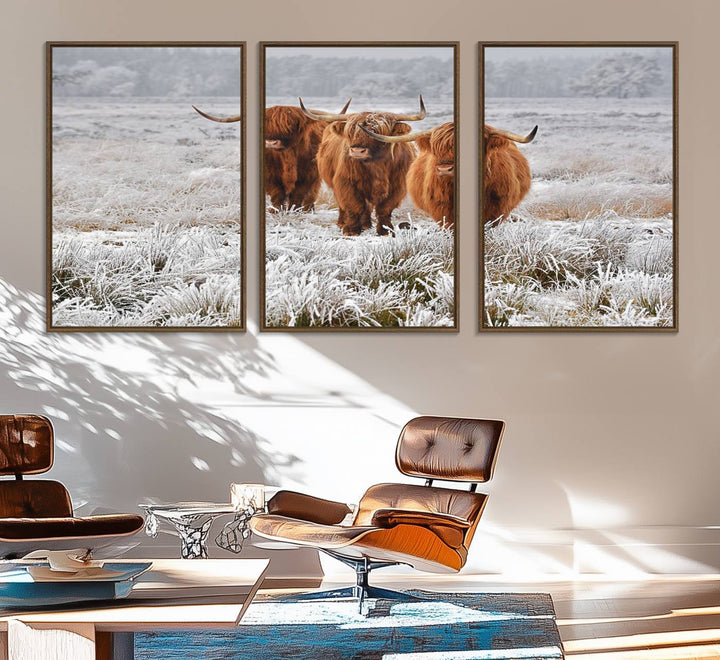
[567,53,665,98]
[53,47,241,98]
[52,48,671,100]
[266,56,454,99]
[486,50,672,98]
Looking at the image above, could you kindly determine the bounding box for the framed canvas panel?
[480,42,677,331]
[47,42,246,331]
[260,42,458,331]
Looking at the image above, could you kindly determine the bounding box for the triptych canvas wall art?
[46,41,676,333]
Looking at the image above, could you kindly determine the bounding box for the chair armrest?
[371,509,471,548]
[267,490,353,526]
[371,509,471,529]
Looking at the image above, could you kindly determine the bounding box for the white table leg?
[8,620,96,660]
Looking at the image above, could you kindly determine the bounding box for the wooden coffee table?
[0,558,269,660]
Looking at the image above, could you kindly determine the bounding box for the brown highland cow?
[264,102,350,212]
[300,96,426,236]
[483,124,538,224]
[362,121,456,228]
[362,121,536,228]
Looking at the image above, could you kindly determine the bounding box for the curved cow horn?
[359,125,435,144]
[298,97,352,122]
[192,105,242,123]
[488,125,538,144]
[392,95,426,121]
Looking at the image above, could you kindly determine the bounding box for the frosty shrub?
[53,298,122,327]
[485,219,597,286]
[484,283,534,327]
[625,233,673,274]
[609,270,673,324]
[52,237,147,311]
[140,277,243,327]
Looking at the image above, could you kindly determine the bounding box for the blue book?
[0,562,152,608]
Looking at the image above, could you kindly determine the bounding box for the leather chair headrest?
[0,415,54,475]
[395,416,504,483]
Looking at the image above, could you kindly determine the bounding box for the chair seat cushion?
[0,514,145,541]
[0,480,73,518]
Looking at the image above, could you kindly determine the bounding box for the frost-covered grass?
[265,208,454,328]
[484,214,673,327]
[484,97,674,328]
[51,97,242,327]
[52,223,242,327]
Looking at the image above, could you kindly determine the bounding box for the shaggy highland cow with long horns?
[301,96,426,236]
[482,124,537,224]
[362,120,456,228]
[363,120,537,228]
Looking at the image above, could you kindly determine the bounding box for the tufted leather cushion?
[396,416,504,482]
[354,483,487,527]
[0,415,53,475]
[0,480,72,518]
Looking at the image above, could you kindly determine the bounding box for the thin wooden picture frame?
[479,42,678,332]
[260,41,459,332]
[46,41,246,332]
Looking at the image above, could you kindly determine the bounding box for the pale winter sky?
[266,46,454,60]
[484,45,672,64]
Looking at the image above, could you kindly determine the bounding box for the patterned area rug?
[136,590,563,659]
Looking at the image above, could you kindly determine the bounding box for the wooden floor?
[272,574,720,659]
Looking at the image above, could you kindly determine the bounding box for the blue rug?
[136,591,563,659]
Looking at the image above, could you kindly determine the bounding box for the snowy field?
[484,96,674,328]
[51,97,243,328]
[264,96,456,329]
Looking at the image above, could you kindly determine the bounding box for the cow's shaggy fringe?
[264,218,454,328]
[484,213,673,327]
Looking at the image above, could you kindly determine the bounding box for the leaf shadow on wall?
[0,278,297,513]
[6,278,679,576]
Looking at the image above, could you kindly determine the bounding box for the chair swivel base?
[273,584,425,614]
[273,553,426,613]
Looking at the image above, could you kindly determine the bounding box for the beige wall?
[0,0,718,575]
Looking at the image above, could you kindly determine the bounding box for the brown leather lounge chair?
[0,415,145,558]
[250,416,504,609]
